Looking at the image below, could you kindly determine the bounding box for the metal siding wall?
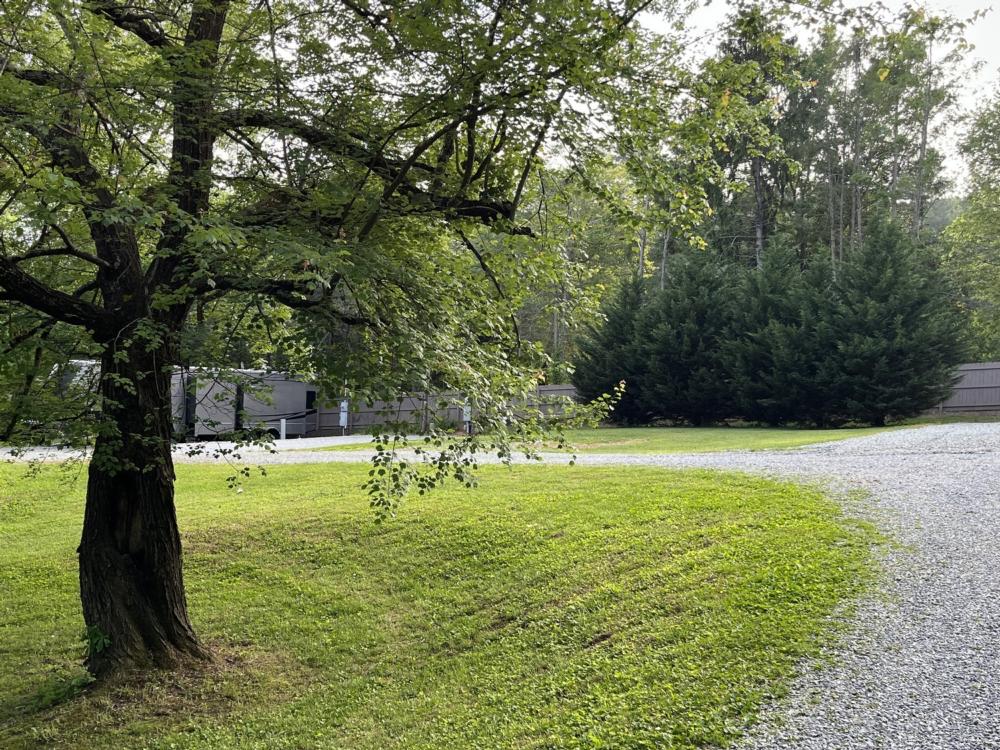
[937,363,1000,412]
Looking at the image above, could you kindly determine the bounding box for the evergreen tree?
[727,242,803,424]
[829,221,967,425]
[637,253,738,424]
[571,277,646,424]
[746,256,844,426]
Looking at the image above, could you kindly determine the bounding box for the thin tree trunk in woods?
[913,39,933,239]
[889,98,901,221]
[79,341,209,677]
[849,38,863,254]
[854,182,863,250]
[838,156,846,261]
[751,155,767,269]
[637,232,647,278]
[828,152,837,268]
[850,144,862,252]
[659,229,671,290]
[0,338,47,441]
[552,303,560,359]
[637,196,649,277]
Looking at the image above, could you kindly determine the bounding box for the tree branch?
[0,256,108,329]
[456,229,521,349]
[0,318,57,356]
[5,67,62,87]
[456,229,506,300]
[0,106,112,202]
[85,1,174,48]
[219,109,527,229]
[210,273,367,324]
[11,244,111,269]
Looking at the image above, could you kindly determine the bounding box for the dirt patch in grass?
[1,642,311,749]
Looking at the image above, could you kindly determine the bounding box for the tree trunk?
[838,156,846,262]
[0,339,46,441]
[912,38,933,240]
[79,346,209,678]
[888,98,900,221]
[827,151,837,270]
[637,195,649,278]
[659,229,671,291]
[751,155,767,269]
[849,38,863,254]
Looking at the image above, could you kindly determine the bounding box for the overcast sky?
[644,1,1000,190]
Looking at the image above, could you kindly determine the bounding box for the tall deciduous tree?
[697,4,968,266]
[515,162,641,381]
[0,0,721,678]
[943,84,1000,359]
[710,4,800,268]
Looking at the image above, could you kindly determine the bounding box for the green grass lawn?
[318,424,900,454]
[905,412,1000,425]
[540,425,898,453]
[0,462,874,749]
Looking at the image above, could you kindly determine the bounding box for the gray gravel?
[730,425,1000,750]
[9,422,1000,747]
[204,422,1000,749]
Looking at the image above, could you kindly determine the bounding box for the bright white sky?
[644,1,1000,189]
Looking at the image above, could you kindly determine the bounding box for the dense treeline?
[567,3,981,425]
[943,92,1000,359]
[699,6,965,268]
[574,222,967,427]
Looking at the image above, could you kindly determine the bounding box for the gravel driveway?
[185,422,1000,749]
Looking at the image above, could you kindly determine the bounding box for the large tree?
[695,4,968,267]
[0,0,722,678]
[943,84,1000,359]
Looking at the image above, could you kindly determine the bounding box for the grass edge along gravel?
[306,424,904,454]
[0,462,878,750]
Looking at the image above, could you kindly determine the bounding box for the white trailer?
[48,360,320,440]
[171,369,319,439]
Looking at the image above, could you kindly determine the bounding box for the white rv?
[171,369,319,439]
[54,361,321,440]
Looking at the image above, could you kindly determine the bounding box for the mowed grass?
[317,424,900,454]
[0,462,875,749]
[542,425,898,453]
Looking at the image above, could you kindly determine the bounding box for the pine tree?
[732,249,851,426]
[572,277,647,424]
[727,242,804,424]
[637,253,738,424]
[828,221,967,425]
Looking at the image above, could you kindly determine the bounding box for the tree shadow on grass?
[0,642,310,749]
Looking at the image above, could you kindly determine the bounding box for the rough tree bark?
[79,340,209,677]
[71,0,230,677]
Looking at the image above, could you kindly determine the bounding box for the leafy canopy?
[0,0,754,506]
